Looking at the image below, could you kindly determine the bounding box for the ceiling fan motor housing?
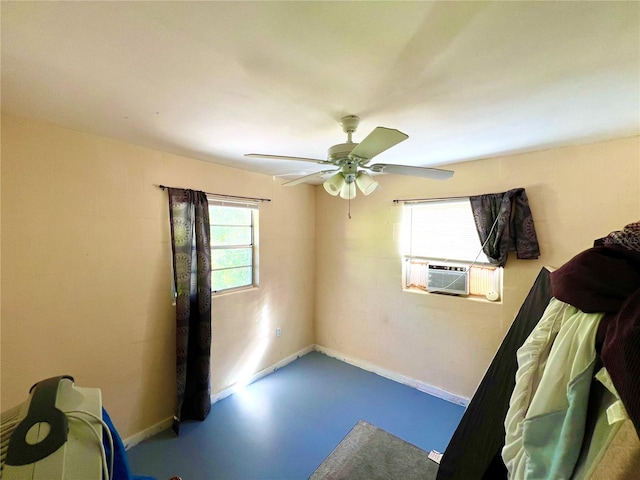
[328,143,357,162]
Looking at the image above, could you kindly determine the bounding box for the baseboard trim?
[313,344,470,407]
[123,416,173,450]
[124,344,314,450]
[210,344,315,405]
[124,343,468,449]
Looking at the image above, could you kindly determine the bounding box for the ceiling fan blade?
[281,169,339,186]
[273,170,316,178]
[349,127,408,161]
[368,164,454,180]
[245,153,332,165]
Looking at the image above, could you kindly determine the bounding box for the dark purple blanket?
[550,246,640,435]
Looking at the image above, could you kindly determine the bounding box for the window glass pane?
[212,267,253,291]
[402,198,490,263]
[209,205,251,226]
[212,248,252,269]
[211,226,252,246]
[207,201,257,293]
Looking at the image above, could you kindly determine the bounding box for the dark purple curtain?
[469,188,540,267]
[167,188,212,435]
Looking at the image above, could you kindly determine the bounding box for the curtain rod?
[158,185,271,203]
[393,194,470,204]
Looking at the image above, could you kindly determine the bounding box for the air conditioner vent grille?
[427,263,469,295]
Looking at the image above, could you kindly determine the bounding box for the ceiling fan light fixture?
[339,181,356,200]
[355,172,379,195]
[323,173,344,196]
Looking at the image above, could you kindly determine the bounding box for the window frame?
[208,197,259,295]
[401,198,502,301]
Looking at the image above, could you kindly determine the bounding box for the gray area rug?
[309,420,439,480]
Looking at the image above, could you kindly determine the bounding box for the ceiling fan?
[246,115,454,200]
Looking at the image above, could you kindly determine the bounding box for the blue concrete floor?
[127,351,465,480]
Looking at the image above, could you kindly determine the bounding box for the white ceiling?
[2,1,639,180]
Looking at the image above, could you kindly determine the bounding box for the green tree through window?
[209,200,258,293]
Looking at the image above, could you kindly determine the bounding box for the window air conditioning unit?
[427,263,469,296]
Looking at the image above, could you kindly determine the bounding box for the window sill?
[170,286,258,306]
[212,285,259,297]
[402,286,502,305]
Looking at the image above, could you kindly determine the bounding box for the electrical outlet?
[276,327,282,337]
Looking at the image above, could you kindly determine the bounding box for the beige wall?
[0,113,315,438]
[314,136,640,400]
[2,112,638,440]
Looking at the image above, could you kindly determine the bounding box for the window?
[401,198,502,300]
[208,198,258,293]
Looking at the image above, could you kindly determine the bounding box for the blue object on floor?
[128,351,465,480]
[102,408,156,480]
